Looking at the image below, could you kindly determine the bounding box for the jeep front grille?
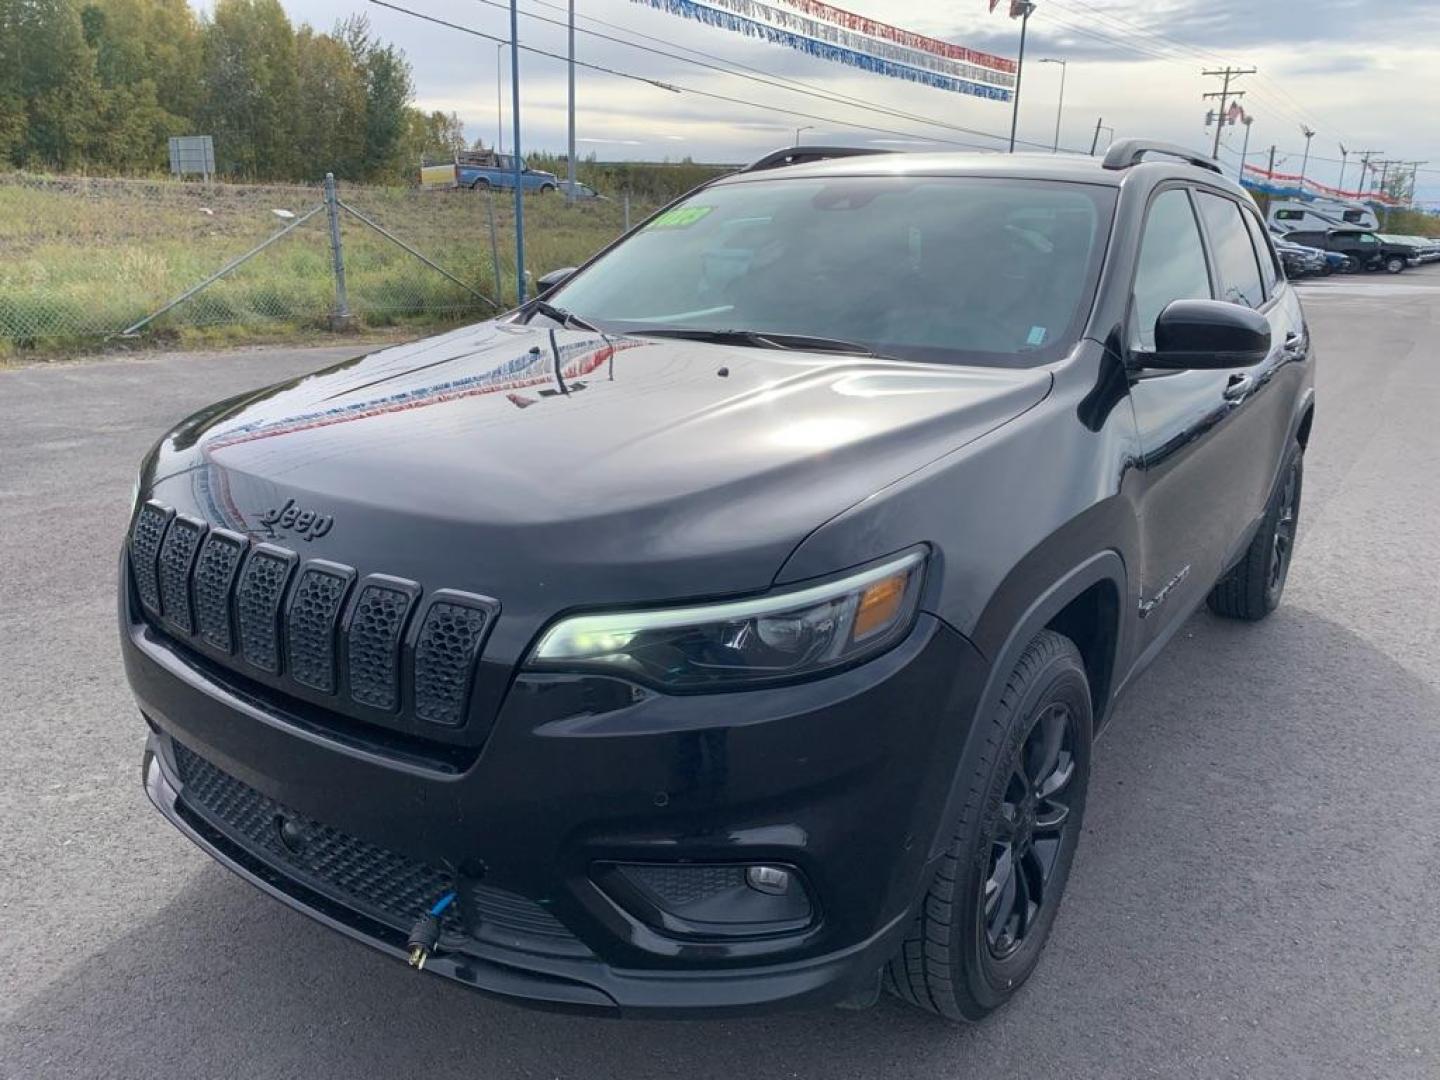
[128,501,497,732]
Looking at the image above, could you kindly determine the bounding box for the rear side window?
[1131,188,1212,349]
[1196,192,1266,308]
[1276,209,1304,220]
[1242,209,1280,296]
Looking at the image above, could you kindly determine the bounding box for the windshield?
[548,175,1117,366]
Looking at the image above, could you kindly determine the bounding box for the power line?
[369,0,1033,152]
[468,0,1053,151]
[1044,0,1336,137]
[518,0,1052,149]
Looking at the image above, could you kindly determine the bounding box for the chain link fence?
[0,171,652,350]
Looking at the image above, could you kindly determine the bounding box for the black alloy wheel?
[1208,442,1304,620]
[1266,455,1301,606]
[885,629,1092,1021]
[983,700,1079,960]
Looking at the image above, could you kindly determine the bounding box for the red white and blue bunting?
[629,0,1014,101]
[776,0,1015,73]
[1242,163,1401,206]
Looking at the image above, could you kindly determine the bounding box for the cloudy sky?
[219,0,1440,203]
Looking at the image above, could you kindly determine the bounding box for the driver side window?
[1131,189,1213,350]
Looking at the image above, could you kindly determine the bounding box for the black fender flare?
[925,549,1126,862]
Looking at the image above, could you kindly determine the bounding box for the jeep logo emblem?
[259,498,333,542]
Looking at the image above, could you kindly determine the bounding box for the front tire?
[1207,443,1303,620]
[885,630,1092,1021]
[1385,255,1406,274]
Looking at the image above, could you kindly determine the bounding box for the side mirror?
[1148,299,1271,369]
[536,267,577,296]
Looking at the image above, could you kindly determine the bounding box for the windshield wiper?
[525,298,599,333]
[626,327,880,357]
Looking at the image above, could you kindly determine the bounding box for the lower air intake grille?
[171,740,585,954]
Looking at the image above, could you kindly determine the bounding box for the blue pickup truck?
[420,150,560,193]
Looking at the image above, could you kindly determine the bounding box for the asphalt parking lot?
[3,270,1439,1079]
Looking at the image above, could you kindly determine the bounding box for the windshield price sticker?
[647,206,714,230]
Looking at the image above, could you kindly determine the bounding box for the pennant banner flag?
[774,0,1016,73]
[629,0,1014,101]
[1242,163,1401,206]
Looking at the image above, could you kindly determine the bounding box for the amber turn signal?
[852,572,910,642]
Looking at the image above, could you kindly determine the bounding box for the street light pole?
[795,125,813,145]
[509,0,525,304]
[496,42,504,153]
[1007,2,1036,153]
[1237,114,1253,182]
[566,0,576,203]
[1039,58,1066,153]
[1298,125,1315,192]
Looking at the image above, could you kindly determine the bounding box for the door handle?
[1283,330,1309,359]
[1223,374,1255,401]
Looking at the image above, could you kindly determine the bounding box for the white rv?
[1268,198,1379,233]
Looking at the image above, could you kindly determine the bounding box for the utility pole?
[566,0,576,203]
[1008,2,1037,153]
[1202,66,1256,159]
[496,42,504,153]
[1298,126,1315,192]
[510,0,525,305]
[1039,57,1067,153]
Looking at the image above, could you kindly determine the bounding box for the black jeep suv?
[122,140,1313,1021]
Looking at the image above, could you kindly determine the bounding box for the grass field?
[0,173,655,357]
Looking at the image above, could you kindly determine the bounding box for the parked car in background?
[1273,238,1328,278]
[1382,234,1440,263]
[1284,228,1415,273]
[420,149,560,194]
[557,179,607,201]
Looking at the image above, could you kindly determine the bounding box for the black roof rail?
[741,145,892,173]
[1102,139,1223,175]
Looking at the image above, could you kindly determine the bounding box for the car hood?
[146,320,1050,655]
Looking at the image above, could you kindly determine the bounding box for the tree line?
[0,0,469,183]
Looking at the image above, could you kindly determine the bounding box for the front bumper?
[126,590,987,1016]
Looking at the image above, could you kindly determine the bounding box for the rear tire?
[885,630,1092,1022]
[1207,443,1303,620]
[471,179,491,191]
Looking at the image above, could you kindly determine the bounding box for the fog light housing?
[597,862,814,939]
[745,865,791,895]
